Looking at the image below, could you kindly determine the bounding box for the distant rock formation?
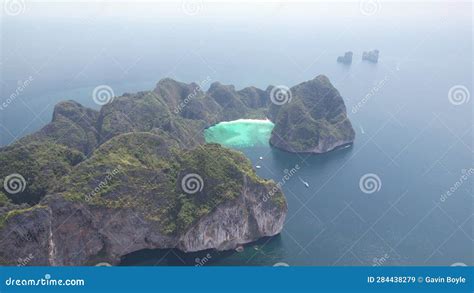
[337,51,353,64]
[362,50,379,63]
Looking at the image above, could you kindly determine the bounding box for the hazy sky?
[4,0,472,23]
[0,0,471,97]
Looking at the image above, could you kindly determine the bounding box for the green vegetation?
[58,133,275,235]
[0,205,47,228]
[270,75,355,152]
[0,192,10,207]
[0,141,84,204]
[20,100,100,154]
[2,76,359,236]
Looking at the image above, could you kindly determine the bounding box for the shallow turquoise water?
[204,119,274,148]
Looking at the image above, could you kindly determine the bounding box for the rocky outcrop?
[20,100,100,155]
[177,176,286,252]
[0,75,353,265]
[0,172,285,265]
[0,135,286,265]
[362,49,379,63]
[0,205,52,266]
[269,75,355,153]
[337,51,353,64]
[37,76,352,155]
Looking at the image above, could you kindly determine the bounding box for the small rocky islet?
[0,75,354,265]
[337,51,353,64]
[337,50,380,64]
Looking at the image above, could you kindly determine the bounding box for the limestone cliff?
[269,75,355,153]
[0,168,285,266]
[0,75,354,265]
[0,135,286,265]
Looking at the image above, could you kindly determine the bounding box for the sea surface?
[1,2,472,266]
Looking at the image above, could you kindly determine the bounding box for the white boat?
[298,176,309,188]
[360,125,365,134]
[256,165,261,169]
[259,156,263,160]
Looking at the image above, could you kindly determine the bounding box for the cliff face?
[0,75,353,265]
[0,134,286,265]
[0,172,285,265]
[177,176,286,252]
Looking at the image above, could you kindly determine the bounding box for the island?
[0,75,354,265]
[269,76,355,153]
[337,51,353,64]
[362,49,379,63]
